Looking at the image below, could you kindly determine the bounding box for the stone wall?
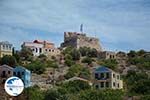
[61,32,102,51]
[98,51,116,59]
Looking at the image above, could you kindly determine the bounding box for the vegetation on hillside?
[127,50,150,70]
[18,80,124,100]
[64,64,91,79]
[97,59,118,70]
[0,46,150,99]
[0,55,17,67]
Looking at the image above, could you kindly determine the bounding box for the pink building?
[0,65,13,84]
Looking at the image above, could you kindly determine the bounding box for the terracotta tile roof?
[33,40,54,45]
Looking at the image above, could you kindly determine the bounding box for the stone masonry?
[61,32,102,51]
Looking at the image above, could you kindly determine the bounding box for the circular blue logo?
[4,76,24,96]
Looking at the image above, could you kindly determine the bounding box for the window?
[45,49,47,51]
[106,82,109,87]
[49,49,51,52]
[113,82,116,87]
[2,71,6,77]
[95,84,99,89]
[13,72,16,76]
[95,73,99,79]
[100,73,104,79]
[117,75,119,79]
[2,79,6,84]
[39,48,42,53]
[22,72,24,75]
[101,82,104,88]
[6,45,8,50]
[18,72,21,77]
[110,55,112,59]
[36,48,38,52]
[8,71,11,74]
[113,74,115,78]
[9,46,11,50]
[113,55,115,58]
[3,45,5,49]
[106,73,109,79]
[118,83,119,88]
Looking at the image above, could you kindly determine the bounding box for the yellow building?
[0,41,13,58]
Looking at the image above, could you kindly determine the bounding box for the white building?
[22,40,60,57]
[93,66,123,89]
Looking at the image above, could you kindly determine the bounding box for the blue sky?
[0,0,150,52]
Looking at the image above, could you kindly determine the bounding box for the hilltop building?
[98,51,116,59]
[13,66,31,88]
[61,32,102,51]
[0,65,13,84]
[22,40,60,57]
[0,41,13,58]
[93,66,123,89]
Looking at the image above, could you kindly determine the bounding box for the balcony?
[95,73,110,80]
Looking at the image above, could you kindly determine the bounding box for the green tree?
[117,51,126,57]
[64,54,75,67]
[44,89,61,100]
[137,49,146,56]
[128,56,150,70]
[64,71,76,79]
[20,47,33,61]
[141,95,150,100]
[79,89,124,100]
[70,48,80,61]
[24,85,44,100]
[59,80,91,94]
[26,60,46,74]
[87,48,98,57]
[13,51,21,64]
[82,57,93,65]
[79,47,90,57]
[62,46,73,55]
[65,54,72,60]
[0,55,17,67]
[64,64,82,79]
[46,60,58,68]
[125,70,150,95]
[65,59,75,67]
[79,47,98,57]
[98,59,118,70]
[127,50,137,58]
[38,54,47,58]
[131,79,150,95]
[79,67,91,79]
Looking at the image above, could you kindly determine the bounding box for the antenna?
[80,24,83,33]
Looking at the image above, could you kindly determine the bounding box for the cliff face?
[61,32,102,51]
